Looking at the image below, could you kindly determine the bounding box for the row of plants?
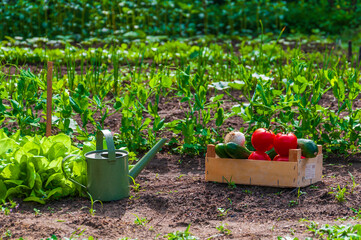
[1,36,360,157]
[0,0,360,41]
[0,34,334,65]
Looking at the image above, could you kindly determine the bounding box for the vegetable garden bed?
[2,35,361,239]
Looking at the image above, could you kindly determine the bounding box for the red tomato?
[251,128,275,152]
[273,155,289,161]
[273,133,297,156]
[248,151,271,161]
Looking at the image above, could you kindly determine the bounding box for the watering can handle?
[62,154,87,189]
[96,130,116,160]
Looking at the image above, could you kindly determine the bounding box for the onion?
[224,131,246,146]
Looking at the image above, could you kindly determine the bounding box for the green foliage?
[350,208,361,220]
[0,200,18,215]
[288,188,306,207]
[349,172,359,194]
[0,0,360,41]
[165,224,199,240]
[278,221,361,239]
[216,222,232,235]
[328,185,348,203]
[224,176,236,189]
[307,222,361,239]
[33,208,41,216]
[1,31,361,156]
[0,131,92,203]
[132,213,149,226]
[217,207,230,218]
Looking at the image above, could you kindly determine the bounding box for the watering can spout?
[129,138,167,182]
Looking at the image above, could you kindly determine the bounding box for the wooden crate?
[205,145,323,188]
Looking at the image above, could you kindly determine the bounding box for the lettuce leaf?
[0,133,87,203]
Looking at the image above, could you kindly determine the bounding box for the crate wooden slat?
[205,145,323,188]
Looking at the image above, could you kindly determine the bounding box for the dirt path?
[1,152,361,240]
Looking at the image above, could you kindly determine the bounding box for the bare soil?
[1,151,361,239]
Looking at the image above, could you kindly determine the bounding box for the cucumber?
[266,148,277,160]
[225,142,252,159]
[215,143,231,158]
[297,139,318,158]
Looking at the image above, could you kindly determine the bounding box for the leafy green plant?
[217,207,230,218]
[82,192,103,216]
[2,229,12,238]
[288,188,306,207]
[307,221,361,239]
[223,176,236,189]
[328,185,348,203]
[0,131,92,203]
[1,0,360,41]
[0,200,18,215]
[132,213,149,227]
[350,208,361,220]
[242,189,253,195]
[165,224,199,240]
[216,222,231,235]
[33,208,41,217]
[129,176,141,193]
[348,172,359,194]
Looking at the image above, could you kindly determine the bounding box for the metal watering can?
[62,130,167,201]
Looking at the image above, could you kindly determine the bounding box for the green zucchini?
[225,142,252,159]
[215,143,231,158]
[297,139,318,158]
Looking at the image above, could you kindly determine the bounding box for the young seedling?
[0,201,18,215]
[350,208,361,219]
[70,227,86,239]
[223,176,236,189]
[328,185,348,203]
[132,213,149,226]
[288,188,306,207]
[129,176,141,192]
[164,224,198,239]
[216,222,231,235]
[33,208,41,217]
[4,229,12,238]
[275,191,283,196]
[288,200,298,207]
[81,192,103,216]
[48,207,55,213]
[176,174,185,181]
[217,207,230,218]
[243,189,253,195]
[348,172,359,194]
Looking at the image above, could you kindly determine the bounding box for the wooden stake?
[46,61,53,137]
[348,40,352,62]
